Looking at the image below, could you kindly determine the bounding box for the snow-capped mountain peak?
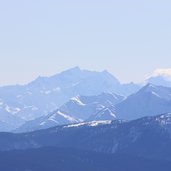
[146,68,171,87]
[152,68,171,77]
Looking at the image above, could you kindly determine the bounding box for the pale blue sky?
[0,0,171,85]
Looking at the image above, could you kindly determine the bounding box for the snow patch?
[47,110,77,123]
[40,121,46,126]
[64,120,112,128]
[71,96,85,106]
[57,111,77,122]
[156,113,171,125]
[5,105,21,115]
[151,91,161,98]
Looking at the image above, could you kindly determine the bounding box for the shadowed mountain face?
[1,113,171,161]
[0,67,140,131]
[116,84,171,120]
[0,147,171,171]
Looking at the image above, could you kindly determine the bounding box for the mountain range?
[0,67,140,131]
[1,67,171,132]
[1,113,171,161]
[17,92,123,132]
[1,67,171,170]
[16,83,171,132]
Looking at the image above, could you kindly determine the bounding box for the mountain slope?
[88,106,116,121]
[17,93,123,132]
[1,113,171,161]
[0,99,24,131]
[116,84,171,120]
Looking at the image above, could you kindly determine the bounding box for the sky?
[0,0,171,85]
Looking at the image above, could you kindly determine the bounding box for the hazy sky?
[0,0,171,85]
